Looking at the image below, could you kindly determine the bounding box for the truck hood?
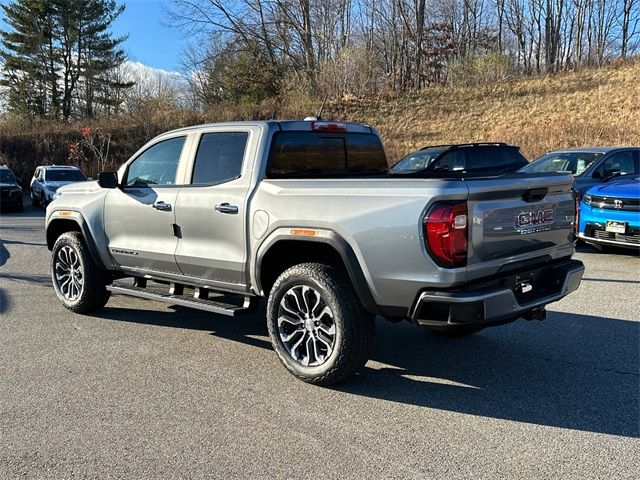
[57,180,102,194]
[586,177,640,199]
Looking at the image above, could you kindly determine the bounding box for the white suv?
[30,165,87,208]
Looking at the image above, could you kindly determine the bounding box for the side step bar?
[106,284,258,317]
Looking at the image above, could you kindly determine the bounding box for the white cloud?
[120,60,187,89]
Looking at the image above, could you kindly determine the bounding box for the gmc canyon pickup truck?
[46,120,585,385]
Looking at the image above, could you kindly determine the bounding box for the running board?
[106,284,257,317]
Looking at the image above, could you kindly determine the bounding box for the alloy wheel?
[54,246,84,301]
[277,285,336,367]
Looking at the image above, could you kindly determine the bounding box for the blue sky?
[0,0,185,73]
[112,0,184,72]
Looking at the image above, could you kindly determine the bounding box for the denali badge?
[614,199,623,209]
[111,248,139,256]
[514,208,554,234]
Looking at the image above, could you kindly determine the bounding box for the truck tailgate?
[464,173,576,281]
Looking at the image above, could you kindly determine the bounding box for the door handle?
[214,202,238,214]
[153,201,172,211]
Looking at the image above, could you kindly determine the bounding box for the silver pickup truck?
[46,120,584,385]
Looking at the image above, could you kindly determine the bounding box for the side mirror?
[603,169,621,182]
[98,171,119,189]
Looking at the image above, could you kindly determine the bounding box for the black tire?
[51,232,111,313]
[266,263,375,386]
[15,197,23,212]
[428,326,484,337]
[31,191,39,207]
[40,192,47,210]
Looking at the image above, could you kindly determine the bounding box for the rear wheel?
[51,232,111,313]
[31,191,39,207]
[40,192,47,210]
[266,263,375,386]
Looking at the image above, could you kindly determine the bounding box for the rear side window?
[466,146,524,173]
[192,132,248,185]
[268,132,387,178]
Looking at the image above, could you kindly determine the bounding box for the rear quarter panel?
[249,178,468,309]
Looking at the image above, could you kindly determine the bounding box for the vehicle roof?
[546,146,640,154]
[163,120,374,135]
[39,165,82,170]
[419,142,514,151]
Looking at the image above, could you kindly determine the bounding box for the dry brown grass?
[1,60,638,183]
[325,60,640,162]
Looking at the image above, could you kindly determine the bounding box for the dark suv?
[390,143,528,175]
[0,165,23,212]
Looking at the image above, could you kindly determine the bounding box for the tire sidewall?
[267,269,347,379]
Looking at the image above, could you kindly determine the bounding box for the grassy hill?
[325,60,640,162]
[1,60,639,182]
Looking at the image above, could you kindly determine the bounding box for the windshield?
[45,169,87,182]
[0,169,16,183]
[520,152,603,176]
[391,148,446,173]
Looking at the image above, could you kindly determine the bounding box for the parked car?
[46,120,584,385]
[390,142,528,175]
[30,165,87,208]
[519,147,640,196]
[578,177,640,251]
[0,165,23,212]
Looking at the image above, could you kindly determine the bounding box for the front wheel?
[266,263,375,386]
[51,232,111,313]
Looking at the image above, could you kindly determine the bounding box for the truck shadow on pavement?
[343,313,640,439]
[95,305,639,438]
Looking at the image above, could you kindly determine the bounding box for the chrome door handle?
[214,202,238,214]
[153,201,172,211]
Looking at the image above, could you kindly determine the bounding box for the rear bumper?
[410,259,584,329]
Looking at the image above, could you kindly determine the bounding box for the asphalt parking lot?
[1,199,639,479]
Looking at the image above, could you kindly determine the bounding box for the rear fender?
[254,228,379,314]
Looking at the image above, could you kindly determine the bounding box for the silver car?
[30,165,87,208]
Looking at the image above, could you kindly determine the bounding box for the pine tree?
[0,0,58,117]
[0,0,130,120]
[80,0,131,117]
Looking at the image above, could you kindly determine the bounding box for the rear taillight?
[311,121,347,132]
[424,202,468,268]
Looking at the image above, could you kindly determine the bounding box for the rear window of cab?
[267,132,388,178]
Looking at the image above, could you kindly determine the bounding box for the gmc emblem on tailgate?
[514,208,554,234]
